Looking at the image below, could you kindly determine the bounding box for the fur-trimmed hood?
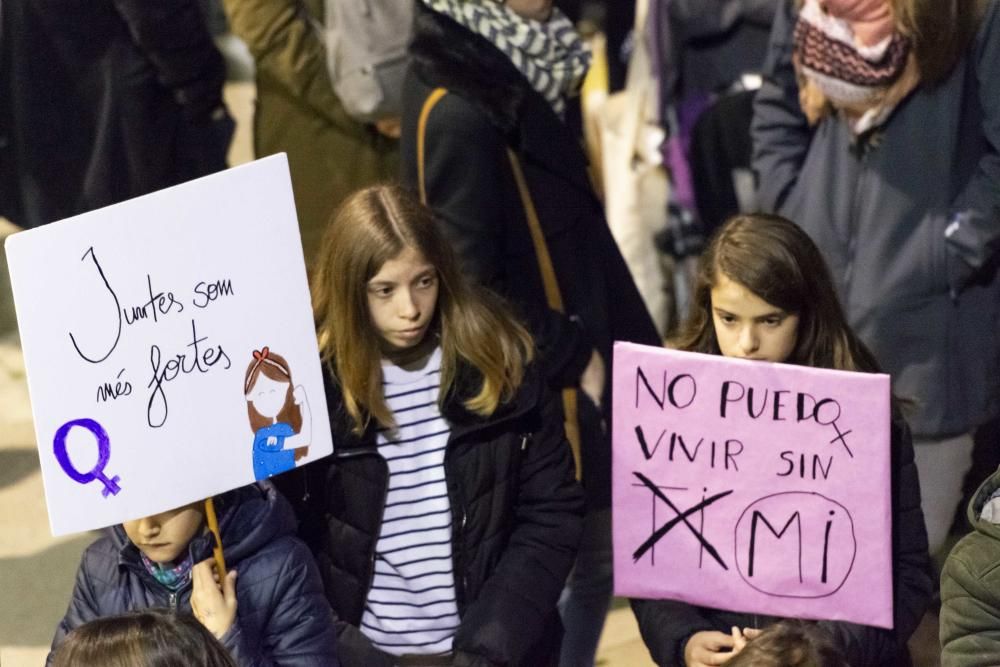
[408,2,595,196]
[409,2,534,139]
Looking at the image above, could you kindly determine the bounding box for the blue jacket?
[752,0,1000,438]
[48,482,339,666]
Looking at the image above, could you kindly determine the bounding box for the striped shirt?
[361,346,460,655]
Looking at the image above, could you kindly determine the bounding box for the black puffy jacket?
[399,4,662,509]
[48,482,339,666]
[275,363,584,666]
[630,415,933,666]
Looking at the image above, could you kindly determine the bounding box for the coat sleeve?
[110,0,226,119]
[46,544,110,665]
[940,535,1000,667]
[452,385,584,664]
[224,537,340,666]
[750,0,811,214]
[220,0,361,135]
[816,416,933,666]
[630,598,719,667]
[940,2,1000,293]
[415,95,593,387]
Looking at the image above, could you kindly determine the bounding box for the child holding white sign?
[274,184,584,666]
[630,214,932,666]
[48,482,339,666]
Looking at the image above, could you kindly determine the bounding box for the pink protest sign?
[612,342,893,629]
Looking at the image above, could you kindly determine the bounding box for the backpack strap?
[417,87,449,205]
[416,87,583,480]
[506,149,582,481]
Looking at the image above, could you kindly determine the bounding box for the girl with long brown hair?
[632,214,932,667]
[276,184,583,666]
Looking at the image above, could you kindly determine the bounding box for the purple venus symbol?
[52,418,122,498]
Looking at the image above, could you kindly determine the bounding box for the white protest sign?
[6,154,333,535]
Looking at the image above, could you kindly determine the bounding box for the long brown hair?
[244,349,302,432]
[890,0,984,86]
[312,184,534,432]
[673,213,880,373]
[51,609,237,667]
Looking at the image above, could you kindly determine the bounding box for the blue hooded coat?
[48,482,339,666]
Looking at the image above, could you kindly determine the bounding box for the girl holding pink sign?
[631,214,932,666]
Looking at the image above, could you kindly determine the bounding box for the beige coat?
[222,0,399,266]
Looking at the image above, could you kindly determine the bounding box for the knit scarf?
[421,0,591,116]
[141,551,194,592]
[793,0,919,135]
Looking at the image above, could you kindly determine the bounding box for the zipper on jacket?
[843,136,876,293]
[443,444,469,612]
[459,502,468,602]
[168,591,178,612]
[363,452,391,605]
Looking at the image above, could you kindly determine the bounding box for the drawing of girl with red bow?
[244,347,312,480]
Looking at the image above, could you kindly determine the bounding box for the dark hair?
[673,213,880,372]
[891,0,984,86]
[51,609,237,667]
[726,620,849,667]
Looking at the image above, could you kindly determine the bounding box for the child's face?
[123,502,205,564]
[367,246,439,356]
[246,373,290,419]
[710,273,800,363]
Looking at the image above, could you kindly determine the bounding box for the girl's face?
[710,273,800,363]
[367,246,439,357]
[123,502,204,564]
[504,0,554,21]
[246,373,290,419]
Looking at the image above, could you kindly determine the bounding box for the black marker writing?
[192,278,235,308]
[146,319,231,428]
[123,274,184,325]
[96,368,133,403]
[68,247,122,364]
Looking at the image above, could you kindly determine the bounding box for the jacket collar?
[323,357,541,451]
[410,3,595,197]
[968,468,1000,541]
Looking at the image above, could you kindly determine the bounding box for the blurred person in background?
[220,0,400,267]
[399,1,662,664]
[753,0,1000,559]
[0,0,233,230]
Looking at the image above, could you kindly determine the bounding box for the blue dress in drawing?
[252,422,296,481]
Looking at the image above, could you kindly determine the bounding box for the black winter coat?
[49,482,339,666]
[631,415,933,666]
[399,4,661,508]
[0,0,232,229]
[274,363,584,667]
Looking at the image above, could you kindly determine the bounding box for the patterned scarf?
[421,0,591,115]
[141,551,194,592]
[793,0,919,135]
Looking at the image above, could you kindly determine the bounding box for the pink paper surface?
[612,342,893,629]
